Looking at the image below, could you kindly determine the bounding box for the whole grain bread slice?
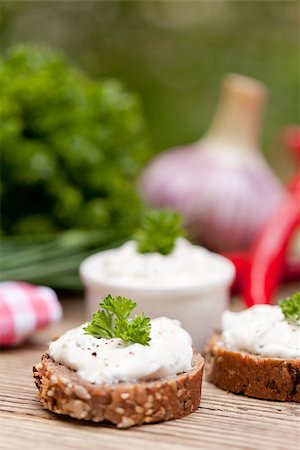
[205,333,300,402]
[33,352,204,428]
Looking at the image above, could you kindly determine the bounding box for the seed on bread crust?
[33,352,204,427]
[205,333,300,402]
[73,385,91,400]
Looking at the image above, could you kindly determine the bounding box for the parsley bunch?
[84,295,151,345]
[135,209,183,255]
[279,292,300,325]
[1,44,149,236]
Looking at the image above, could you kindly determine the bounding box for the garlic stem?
[206,74,268,149]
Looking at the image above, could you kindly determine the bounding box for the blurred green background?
[1,0,299,161]
[1,0,299,289]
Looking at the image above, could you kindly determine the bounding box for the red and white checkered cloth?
[0,281,63,347]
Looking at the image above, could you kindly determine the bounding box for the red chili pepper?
[224,127,300,307]
[223,251,250,294]
[224,174,300,307]
[226,250,300,295]
[244,182,300,306]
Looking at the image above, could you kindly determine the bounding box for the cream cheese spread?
[49,317,193,384]
[221,305,300,359]
[91,238,234,288]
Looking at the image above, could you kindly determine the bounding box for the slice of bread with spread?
[33,351,204,428]
[206,333,300,402]
[33,296,204,427]
[206,300,300,402]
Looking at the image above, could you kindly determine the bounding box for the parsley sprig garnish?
[279,292,300,325]
[135,209,183,255]
[84,295,151,345]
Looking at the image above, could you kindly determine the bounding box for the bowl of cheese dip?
[80,238,235,350]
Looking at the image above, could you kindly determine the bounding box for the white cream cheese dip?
[221,305,300,359]
[49,317,193,384]
[90,238,234,289]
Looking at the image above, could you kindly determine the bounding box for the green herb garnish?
[135,209,183,255]
[1,44,150,238]
[279,292,300,325]
[84,295,151,345]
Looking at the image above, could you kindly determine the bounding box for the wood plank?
[1,296,299,450]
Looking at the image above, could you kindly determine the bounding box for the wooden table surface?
[1,295,299,450]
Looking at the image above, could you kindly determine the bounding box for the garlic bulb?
[140,74,285,252]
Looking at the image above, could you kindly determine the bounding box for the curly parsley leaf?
[84,310,114,340]
[115,312,151,346]
[101,295,136,320]
[279,292,300,325]
[84,295,151,345]
[135,209,184,255]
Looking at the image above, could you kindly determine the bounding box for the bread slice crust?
[33,352,204,428]
[205,333,300,402]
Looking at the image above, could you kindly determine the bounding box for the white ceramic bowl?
[80,248,235,351]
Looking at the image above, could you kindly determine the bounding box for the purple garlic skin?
[139,142,285,252]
